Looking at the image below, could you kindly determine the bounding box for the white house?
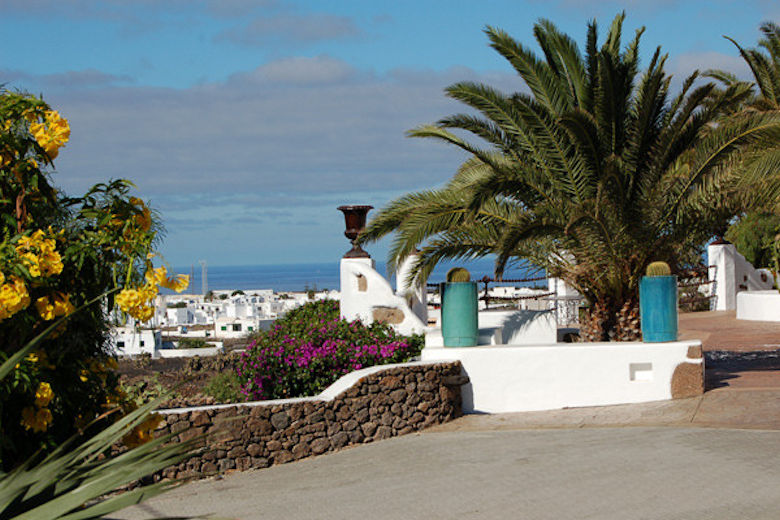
[214,316,268,338]
[109,326,161,357]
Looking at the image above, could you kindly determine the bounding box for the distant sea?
[171,258,545,294]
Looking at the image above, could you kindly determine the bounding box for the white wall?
[737,290,780,321]
[548,276,580,298]
[422,340,702,413]
[214,317,263,338]
[709,242,774,311]
[426,309,557,346]
[396,253,428,324]
[158,345,223,358]
[340,257,426,335]
[110,327,160,356]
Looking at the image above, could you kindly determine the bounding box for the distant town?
[110,283,557,358]
[110,288,340,357]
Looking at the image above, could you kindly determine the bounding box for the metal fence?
[427,264,718,328]
[427,275,576,327]
[677,265,717,311]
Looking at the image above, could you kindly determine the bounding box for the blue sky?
[1,0,778,267]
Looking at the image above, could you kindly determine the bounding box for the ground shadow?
[704,350,780,390]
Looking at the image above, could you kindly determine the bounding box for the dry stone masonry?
[155,361,465,480]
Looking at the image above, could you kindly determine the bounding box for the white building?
[214,316,272,338]
[109,326,161,356]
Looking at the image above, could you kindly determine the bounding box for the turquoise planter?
[439,282,478,347]
[639,275,678,342]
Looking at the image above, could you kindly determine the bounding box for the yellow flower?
[146,266,189,293]
[144,266,166,286]
[0,276,30,321]
[79,369,89,382]
[35,381,54,407]
[30,110,70,160]
[133,304,155,322]
[160,273,190,293]
[21,406,53,433]
[35,292,73,321]
[116,288,141,311]
[52,292,75,316]
[123,413,163,448]
[117,278,160,322]
[23,351,54,369]
[15,230,63,278]
[20,252,41,277]
[35,296,56,320]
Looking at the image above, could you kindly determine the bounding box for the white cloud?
[233,55,358,85]
[14,59,514,264]
[1,68,133,90]
[39,59,499,203]
[215,13,361,47]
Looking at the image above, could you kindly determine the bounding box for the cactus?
[446,267,471,283]
[646,261,671,277]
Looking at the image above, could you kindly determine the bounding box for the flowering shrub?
[0,89,188,470]
[236,300,424,400]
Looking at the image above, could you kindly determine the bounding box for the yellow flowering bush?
[0,89,188,470]
[115,265,189,321]
[28,109,70,160]
[0,274,30,320]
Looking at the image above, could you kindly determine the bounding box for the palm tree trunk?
[579,297,640,341]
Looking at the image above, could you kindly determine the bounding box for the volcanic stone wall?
[155,361,465,480]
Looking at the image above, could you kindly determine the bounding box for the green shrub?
[177,338,210,349]
[725,211,780,267]
[204,372,242,403]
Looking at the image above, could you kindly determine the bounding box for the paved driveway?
[112,426,780,520]
[111,311,780,520]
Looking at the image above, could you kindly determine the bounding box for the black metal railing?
[425,264,719,326]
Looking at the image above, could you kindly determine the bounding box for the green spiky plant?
[446,267,471,282]
[359,13,780,341]
[645,262,671,277]
[0,306,196,520]
[714,23,780,261]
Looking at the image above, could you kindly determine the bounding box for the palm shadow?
[704,350,780,390]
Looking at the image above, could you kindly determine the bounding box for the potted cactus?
[439,267,478,347]
[639,261,678,342]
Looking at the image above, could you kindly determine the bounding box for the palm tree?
[719,22,780,110]
[710,22,780,257]
[360,13,780,341]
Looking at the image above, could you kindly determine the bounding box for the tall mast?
[199,260,208,295]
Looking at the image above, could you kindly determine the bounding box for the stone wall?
[155,361,465,480]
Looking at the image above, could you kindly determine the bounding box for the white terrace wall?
[395,252,428,325]
[339,257,426,335]
[708,242,774,311]
[422,340,704,413]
